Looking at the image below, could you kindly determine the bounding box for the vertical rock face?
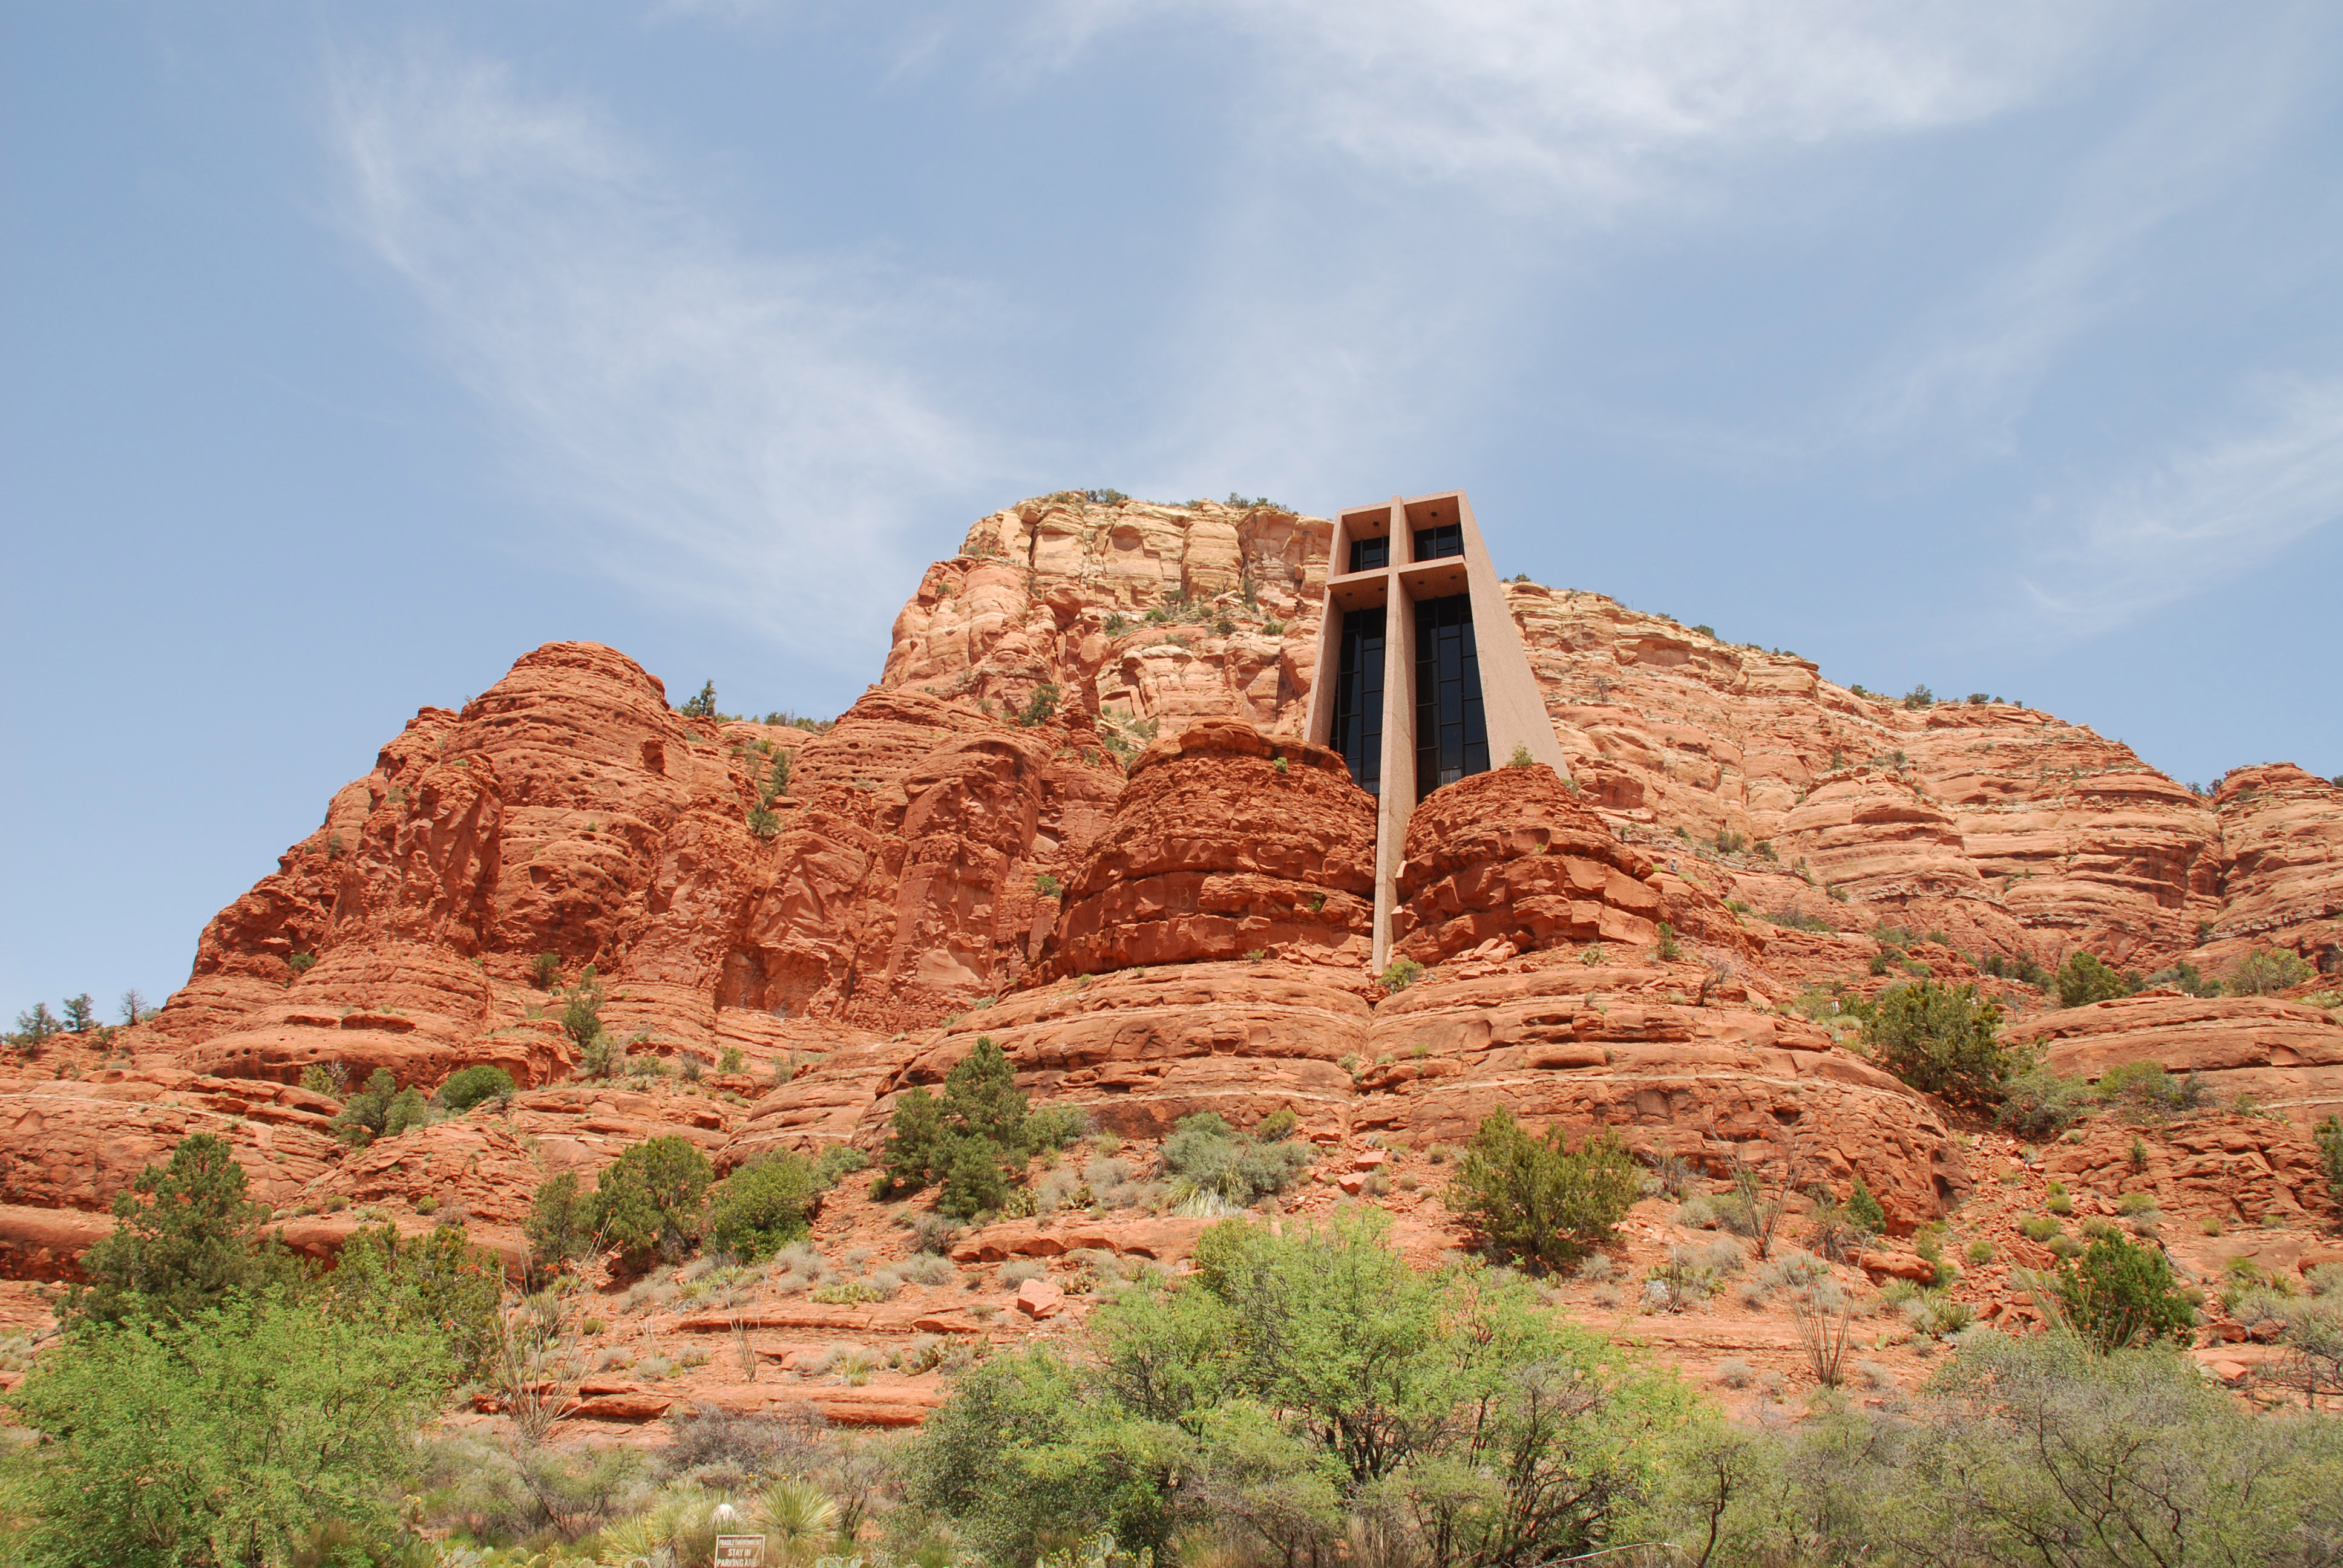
[2204,765,2343,975]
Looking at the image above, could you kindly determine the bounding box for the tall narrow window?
[1412,523,1462,561]
[1414,593,1488,798]
[1332,607,1385,795]
[1348,535,1389,573]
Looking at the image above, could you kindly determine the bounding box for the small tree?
[942,1037,1031,1151]
[1864,981,2013,1108]
[762,748,793,804]
[879,1086,954,1195]
[561,965,607,1054]
[71,1132,297,1326]
[331,1067,429,1146]
[2055,952,2134,1008]
[1447,1109,1642,1270]
[523,1170,595,1279]
[119,988,151,1025]
[939,1135,1011,1218]
[681,680,718,719]
[10,1001,61,1048]
[591,1135,713,1267]
[61,994,95,1033]
[529,951,562,988]
[1846,1173,1886,1233]
[2315,1114,2343,1204]
[2052,1233,2194,1353]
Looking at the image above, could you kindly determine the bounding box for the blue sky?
[5,2,2340,1023]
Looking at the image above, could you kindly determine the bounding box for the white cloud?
[327,45,999,661]
[1044,0,2105,206]
[2022,381,2343,637]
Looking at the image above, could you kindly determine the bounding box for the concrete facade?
[1304,490,1570,969]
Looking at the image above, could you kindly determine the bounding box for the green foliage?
[4,1293,453,1568]
[61,993,94,1032]
[747,805,782,839]
[2056,950,2136,1007]
[939,1135,1011,1218]
[331,1067,430,1146]
[904,1210,1689,1567]
[2141,958,2221,996]
[1863,981,2014,1108]
[560,965,606,1054]
[2315,1114,2343,1204]
[1844,1173,1886,1234]
[2231,946,2315,996]
[1653,1333,2343,1566]
[590,1135,714,1267]
[1901,683,1935,708]
[8,1001,62,1048]
[1379,956,1426,991]
[323,1222,504,1379]
[1655,921,1682,961]
[437,1063,516,1113]
[1996,1069,2099,1138]
[72,1132,301,1327]
[680,679,718,719]
[1506,743,1536,767]
[529,950,562,988]
[880,1086,953,1194]
[1017,682,1063,727]
[523,1170,594,1278]
[1447,1108,1642,1270]
[814,1143,873,1187]
[706,1152,821,1261]
[2054,1232,2196,1352]
[1158,1112,1314,1210]
[1036,871,1064,897]
[761,747,793,804]
[2099,1059,2209,1119]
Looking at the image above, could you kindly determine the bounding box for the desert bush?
[903,1209,1689,1567]
[1654,1333,2343,1566]
[591,1135,715,1268]
[330,1067,430,1146]
[1158,1112,1315,1209]
[2052,1232,2195,1352]
[2231,947,2315,996]
[1996,1068,2097,1137]
[323,1221,504,1379]
[880,1037,1046,1215]
[7,1292,453,1566]
[437,1063,516,1113]
[1864,981,2015,1108]
[707,1151,821,1261]
[2055,951,2136,1008]
[1380,955,1426,991]
[523,1169,595,1278]
[1446,1108,1642,1270]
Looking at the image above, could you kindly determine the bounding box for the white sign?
[715,1537,768,1567]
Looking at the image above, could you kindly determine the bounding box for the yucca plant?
[753,1477,841,1560]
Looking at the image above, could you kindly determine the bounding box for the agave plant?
[597,1483,737,1568]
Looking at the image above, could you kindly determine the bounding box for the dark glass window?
[1412,523,1463,561]
[1413,593,1488,799]
[1331,607,1385,795]
[1348,535,1389,573]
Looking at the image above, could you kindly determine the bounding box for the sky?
[5,2,2341,1024]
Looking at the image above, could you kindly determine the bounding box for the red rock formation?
[1033,720,1375,981]
[2204,765,2343,976]
[2007,992,2343,1131]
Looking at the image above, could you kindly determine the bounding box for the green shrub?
[707,1153,821,1261]
[330,1068,429,1146]
[2316,1114,2343,1203]
[324,1222,503,1379]
[1380,956,1426,991]
[939,1135,1010,1218]
[591,1136,714,1268]
[5,1293,452,1567]
[1864,981,2014,1108]
[2141,959,2221,996]
[1996,1069,2098,1138]
[680,680,718,719]
[529,950,562,988]
[2056,952,2135,1008]
[437,1063,516,1113]
[879,1037,1050,1211]
[561,965,607,1053]
[523,1170,595,1278]
[71,1133,301,1327]
[1447,1109,1642,1270]
[1159,1112,1315,1209]
[2230,947,2314,996]
[814,1145,873,1187]
[904,1209,1688,1566]
[2054,1232,2195,1352]
[1656,921,1682,961]
[1846,1174,1886,1233]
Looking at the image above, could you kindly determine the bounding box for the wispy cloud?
[326,44,999,661]
[1046,0,2103,207]
[2022,380,2343,638]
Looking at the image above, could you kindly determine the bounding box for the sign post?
[714,1534,767,1566]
